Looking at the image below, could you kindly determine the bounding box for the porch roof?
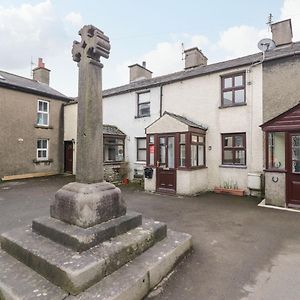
[103,124,125,136]
[261,102,300,132]
[146,111,207,134]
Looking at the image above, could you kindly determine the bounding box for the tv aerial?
[257,38,276,59]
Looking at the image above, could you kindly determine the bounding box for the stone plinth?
[50,182,126,228]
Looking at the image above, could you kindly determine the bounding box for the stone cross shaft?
[72,25,110,183]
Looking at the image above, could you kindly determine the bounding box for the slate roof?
[103,124,125,136]
[164,111,208,131]
[103,41,300,97]
[0,70,70,101]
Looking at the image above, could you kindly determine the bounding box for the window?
[137,137,146,161]
[179,133,186,167]
[104,137,124,162]
[221,73,245,106]
[148,135,155,165]
[191,134,205,167]
[222,133,246,165]
[267,132,285,170]
[37,139,48,160]
[37,100,49,126]
[137,91,150,117]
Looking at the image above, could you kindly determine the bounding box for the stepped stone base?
[32,211,142,252]
[0,230,191,300]
[1,218,167,295]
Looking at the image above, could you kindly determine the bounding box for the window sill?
[33,159,53,164]
[219,164,247,169]
[34,124,53,129]
[104,161,124,165]
[219,103,247,109]
[135,161,146,164]
[134,115,150,119]
[178,166,207,171]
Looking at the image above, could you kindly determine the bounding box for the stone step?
[0,219,166,296]
[66,230,192,300]
[0,250,67,300]
[32,211,142,252]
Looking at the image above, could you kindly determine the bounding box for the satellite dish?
[257,38,276,52]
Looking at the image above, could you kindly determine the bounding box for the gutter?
[159,85,163,117]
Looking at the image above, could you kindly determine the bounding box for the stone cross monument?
[50,25,126,228]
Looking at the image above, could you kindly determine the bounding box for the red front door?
[64,141,73,173]
[156,135,176,193]
[287,133,300,206]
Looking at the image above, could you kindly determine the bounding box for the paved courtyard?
[1,175,300,300]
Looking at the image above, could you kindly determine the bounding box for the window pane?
[44,114,48,125]
[159,138,166,165]
[42,150,47,158]
[37,140,42,148]
[192,135,198,143]
[224,136,233,148]
[235,135,244,147]
[224,77,232,88]
[149,135,154,144]
[39,101,43,111]
[138,92,150,103]
[198,145,204,166]
[198,136,204,143]
[116,139,124,145]
[138,149,146,161]
[223,91,233,105]
[235,89,245,103]
[292,136,300,147]
[138,103,150,116]
[42,140,47,149]
[268,132,285,169]
[292,161,300,173]
[43,102,48,112]
[235,150,245,165]
[106,138,116,144]
[224,150,233,163]
[168,137,175,168]
[138,138,146,148]
[234,75,243,87]
[191,144,197,167]
[180,145,186,167]
[149,144,155,165]
[180,134,186,144]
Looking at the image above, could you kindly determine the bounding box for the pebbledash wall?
[144,65,263,194]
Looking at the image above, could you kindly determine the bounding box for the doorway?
[64,141,73,173]
[287,133,300,207]
[156,135,176,193]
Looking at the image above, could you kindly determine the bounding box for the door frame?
[64,140,73,173]
[156,134,177,193]
[286,132,300,207]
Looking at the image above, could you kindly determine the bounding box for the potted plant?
[214,180,245,196]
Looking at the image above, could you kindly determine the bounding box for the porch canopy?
[261,102,300,207]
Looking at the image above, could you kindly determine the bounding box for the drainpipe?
[159,85,163,117]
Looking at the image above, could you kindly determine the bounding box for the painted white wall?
[64,103,77,173]
[102,87,161,178]
[177,169,208,195]
[161,64,263,192]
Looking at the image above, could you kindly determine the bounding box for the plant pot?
[122,178,129,185]
[214,187,245,197]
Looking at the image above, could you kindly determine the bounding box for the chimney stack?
[32,58,50,85]
[128,62,152,83]
[184,47,207,69]
[271,19,293,47]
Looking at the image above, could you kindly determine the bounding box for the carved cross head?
[72,25,110,63]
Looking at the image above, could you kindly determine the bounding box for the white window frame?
[37,139,49,161]
[37,100,49,126]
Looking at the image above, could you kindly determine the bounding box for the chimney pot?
[184,47,207,69]
[271,19,293,47]
[142,61,146,68]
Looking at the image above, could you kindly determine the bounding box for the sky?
[0,0,300,97]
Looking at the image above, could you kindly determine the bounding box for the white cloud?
[65,12,83,28]
[218,26,270,58]
[281,0,300,40]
